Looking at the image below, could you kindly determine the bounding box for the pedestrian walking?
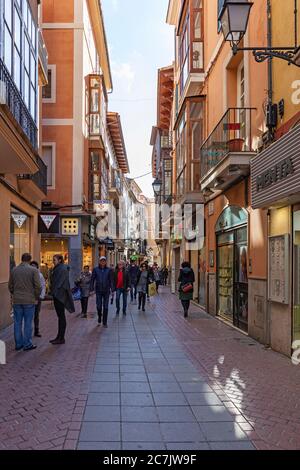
[136,263,149,312]
[178,261,195,318]
[113,260,130,316]
[128,259,139,303]
[8,253,42,351]
[90,257,113,327]
[153,264,161,293]
[162,266,169,286]
[145,262,154,301]
[30,261,46,337]
[49,255,75,345]
[77,265,92,318]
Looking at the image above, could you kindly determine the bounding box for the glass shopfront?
[83,243,93,269]
[10,207,30,270]
[216,206,248,332]
[41,238,69,268]
[293,210,300,342]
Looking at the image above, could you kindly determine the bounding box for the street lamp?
[152,178,162,197]
[220,0,253,46]
[219,0,300,67]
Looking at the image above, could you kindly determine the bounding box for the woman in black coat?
[178,262,195,318]
[49,255,75,345]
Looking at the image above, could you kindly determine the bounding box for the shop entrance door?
[217,226,248,331]
[234,227,248,331]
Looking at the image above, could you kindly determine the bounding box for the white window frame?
[42,64,56,103]
[42,142,56,190]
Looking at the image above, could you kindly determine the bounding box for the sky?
[101,0,174,197]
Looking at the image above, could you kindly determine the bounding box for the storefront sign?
[251,124,300,209]
[11,213,27,228]
[256,157,294,192]
[61,218,79,236]
[90,224,95,241]
[41,215,56,230]
[38,213,60,234]
[268,234,290,305]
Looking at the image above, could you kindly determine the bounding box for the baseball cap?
[100,256,107,261]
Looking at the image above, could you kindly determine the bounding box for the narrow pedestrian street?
[1,288,300,451]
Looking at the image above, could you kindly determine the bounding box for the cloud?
[112,61,135,93]
[112,0,119,12]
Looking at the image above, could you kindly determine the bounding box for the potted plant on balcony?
[227,137,245,152]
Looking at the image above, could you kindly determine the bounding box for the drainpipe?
[295,0,298,48]
[267,0,274,142]
[266,209,271,347]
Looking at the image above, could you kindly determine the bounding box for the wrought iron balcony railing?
[200,107,255,178]
[0,58,37,150]
[19,154,48,195]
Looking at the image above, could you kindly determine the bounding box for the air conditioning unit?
[0,80,6,105]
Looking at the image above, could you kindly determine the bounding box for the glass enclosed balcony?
[200,107,256,191]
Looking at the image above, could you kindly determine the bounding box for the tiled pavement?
[1,287,300,450]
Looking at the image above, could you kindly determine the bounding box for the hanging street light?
[220,0,253,46]
[219,0,300,67]
[152,178,162,196]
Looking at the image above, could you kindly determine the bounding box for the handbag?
[148,282,157,297]
[182,283,193,293]
[72,287,82,301]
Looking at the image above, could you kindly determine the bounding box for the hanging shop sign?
[94,200,111,216]
[89,224,96,241]
[11,213,27,228]
[38,213,60,234]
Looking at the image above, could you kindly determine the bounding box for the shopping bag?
[72,287,82,301]
[148,282,157,297]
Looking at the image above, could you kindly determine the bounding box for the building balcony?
[109,169,123,202]
[0,59,38,174]
[38,29,48,86]
[18,155,48,202]
[200,108,256,192]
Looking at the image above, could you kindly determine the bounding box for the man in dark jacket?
[113,260,131,316]
[128,259,139,303]
[90,257,113,327]
[49,255,75,345]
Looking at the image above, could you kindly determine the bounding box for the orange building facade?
[0,0,48,329]
[163,0,300,357]
[40,0,114,284]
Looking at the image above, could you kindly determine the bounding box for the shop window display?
[10,208,30,270]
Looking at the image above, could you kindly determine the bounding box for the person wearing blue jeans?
[90,257,113,327]
[13,305,36,350]
[113,260,131,316]
[8,253,42,351]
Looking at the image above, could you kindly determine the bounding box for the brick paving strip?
[1,288,300,450]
